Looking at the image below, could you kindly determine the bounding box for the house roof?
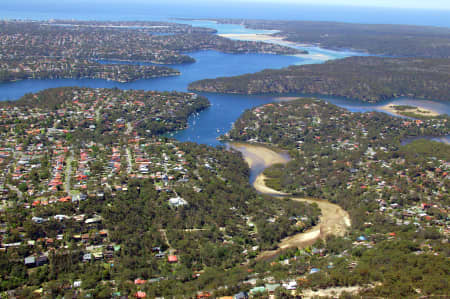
[135,291,146,298]
[25,256,35,264]
[168,255,178,262]
[134,278,147,285]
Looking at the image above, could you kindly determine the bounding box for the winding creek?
[230,143,351,259]
[0,20,448,255]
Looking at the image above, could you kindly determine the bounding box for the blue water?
[0,10,449,146]
[0,51,301,101]
[0,38,378,147]
[2,1,450,28]
[172,94,276,145]
[174,19,279,35]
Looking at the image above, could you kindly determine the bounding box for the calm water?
[3,1,450,28]
[0,51,302,100]
[0,19,449,146]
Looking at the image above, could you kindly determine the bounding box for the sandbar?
[219,33,285,42]
[380,104,440,117]
[231,142,351,260]
[230,142,289,168]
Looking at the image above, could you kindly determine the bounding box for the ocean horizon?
[2,1,450,28]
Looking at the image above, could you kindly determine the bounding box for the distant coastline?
[2,2,450,28]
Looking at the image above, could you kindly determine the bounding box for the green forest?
[223,98,450,297]
[217,19,450,58]
[189,56,450,103]
[0,88,325,297]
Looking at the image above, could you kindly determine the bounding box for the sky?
[6,0,450,11]
[99,0,450,11]
[235,0,450,10]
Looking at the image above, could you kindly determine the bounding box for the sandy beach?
[219,33,312,48]
[219,33,332,61]
[274,96,302,102]
[295,52,330,61]
[230,142,289,168]
[380,104,440,117]
[231,142,351,260]
[219,33,285,42]
[254,173,289,195]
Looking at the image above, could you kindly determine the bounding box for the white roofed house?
[168,196,188,207]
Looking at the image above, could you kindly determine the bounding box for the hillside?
[0,88,321,297]
[222,98,450,297]
[189,56,450,102]
[217,19,450,58]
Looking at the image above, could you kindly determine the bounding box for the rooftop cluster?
[0,20,302,83]
[222,98,449,297]
[0,88,321,297]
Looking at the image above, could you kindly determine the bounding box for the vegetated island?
[189,56,450,103]
[0,20,302,83]
[0,87,322,297]
[216,18,450,58]
[222,98,450,297]
[381,104,442,119]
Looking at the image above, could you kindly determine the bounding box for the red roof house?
[168,255,178,263]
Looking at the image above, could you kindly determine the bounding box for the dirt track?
[230,142,351,259]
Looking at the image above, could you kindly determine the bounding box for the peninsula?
[222,98,450,297]
[216,19,450,58]
[189,56,450,102]
[0,20,303,84]
[0,88,321,297]
[1,15,450,299]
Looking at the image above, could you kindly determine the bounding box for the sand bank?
[274,96,301,102]
[231,142,351,260]
[380,104,440,117]
[219,33,284,42]
[219,33,331,61]
[230,142,289,168]
[254,173,289,195]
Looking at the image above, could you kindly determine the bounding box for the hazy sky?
[227,0,450,10]
[10,0,450,10]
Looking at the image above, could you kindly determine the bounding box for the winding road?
[231,142,351,260]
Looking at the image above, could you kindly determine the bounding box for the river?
[230,142,351,260]
[0,20,449,147]
[1,17,447,261]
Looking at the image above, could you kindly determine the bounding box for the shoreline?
[254,173,289,195]
[379,104,441,117]
[274,96,302,102]
[219,33,286,42]
[229,142,290,168]
[218,33,332,62]
[231,142,351,260]
[218,33,313,48]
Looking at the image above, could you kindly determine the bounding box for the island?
[189,56,450,102]
[381,104,442,119]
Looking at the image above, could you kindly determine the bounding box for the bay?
[0,20,448,146]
